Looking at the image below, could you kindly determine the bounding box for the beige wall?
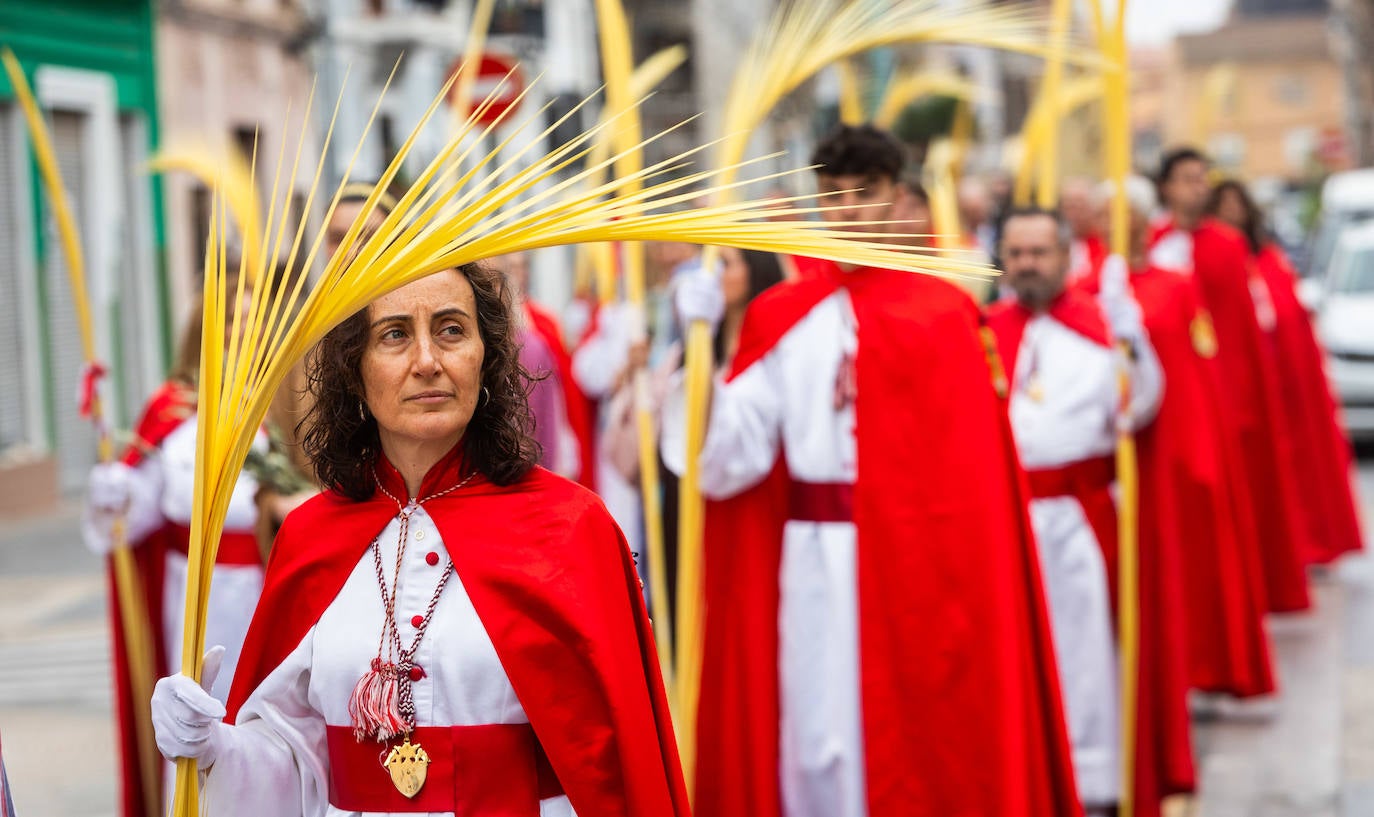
[1164,54,1346,181]
[156,0,317,326]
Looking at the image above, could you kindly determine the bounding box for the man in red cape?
[671,124,1078,817]
[1078,181,1276,703]
[987,206,1186,817]
[1149,148,1310,613]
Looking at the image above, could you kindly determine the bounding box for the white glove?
[1098,254,1145,346]
[82,462,135,556]
[88,461,135,514]
[673,267,726,331]
[82,460,164,556]
[152,646,228,765]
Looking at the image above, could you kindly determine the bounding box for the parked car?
[1302,168,1374,306]
[1313,221,1374,440]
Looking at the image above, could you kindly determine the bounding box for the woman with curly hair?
[149,264,688,816]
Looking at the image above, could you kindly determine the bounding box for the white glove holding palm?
[82,460,164,556]
[152,646,228,765]
[1098,254,1146,346]
[674,266,726,332]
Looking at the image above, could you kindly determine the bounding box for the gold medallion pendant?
[383,735,431,798]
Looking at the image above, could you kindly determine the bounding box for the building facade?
[1164,9,1348,181]
[155,0,319,323]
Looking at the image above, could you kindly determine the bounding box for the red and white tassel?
[348,658,406,741]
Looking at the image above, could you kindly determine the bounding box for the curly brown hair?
[300,263,540,500]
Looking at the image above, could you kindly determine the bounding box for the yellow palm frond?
[836,59,866,125]
[872,71,979,129]
[148,144,265,280]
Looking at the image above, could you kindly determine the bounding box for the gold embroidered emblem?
[383,736,430,798]
[1191,311,1218,359]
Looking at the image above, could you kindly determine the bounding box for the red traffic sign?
[447,53,524,126]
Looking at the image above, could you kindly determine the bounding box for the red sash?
[325,724,562,813]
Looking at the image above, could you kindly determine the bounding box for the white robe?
[1005,312,1163,807]
[156,416,266,704]
[662,290,865,817]
[570,302,645,571]
[204,505,577,817]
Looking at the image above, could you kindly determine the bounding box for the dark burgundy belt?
[325,724,562,814]
[788,480,855,523]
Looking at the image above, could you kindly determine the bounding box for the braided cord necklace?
[348,468,475,744]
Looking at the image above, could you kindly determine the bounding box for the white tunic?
[157,416,266,704]
[1005,311,1163,807]
[663,290,865,817]
[571,302,645,571]
[204,505,577,817]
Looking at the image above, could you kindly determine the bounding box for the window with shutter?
[0,105,32,455]
[115,113,160,426]
[45,110,98,491]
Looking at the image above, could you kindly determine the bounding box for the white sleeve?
[660,351,784,500]
[203,627,327,817]
[1125,336,1165,431]
[571,304,631,399]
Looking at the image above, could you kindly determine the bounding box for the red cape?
[1150,219,1311,612]
[984,287,1112,371]
[694,261,1079,817]
[524,301,598,491]
[225,449,687,817]
[1083,266,1276,700]
[110,380,193,817]
[1254,245,1364,564]
[988,285,1197,817]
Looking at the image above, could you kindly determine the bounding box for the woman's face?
[720,246,750,311]
[326,200,386,260]
[360,270,486,456]
[1213,187,1248,232]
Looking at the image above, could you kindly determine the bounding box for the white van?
[1307,169,1374,283]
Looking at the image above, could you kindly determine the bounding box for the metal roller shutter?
[0,105,30,453]
[46,110,97,491]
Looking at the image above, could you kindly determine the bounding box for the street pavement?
[1,462,1372,816]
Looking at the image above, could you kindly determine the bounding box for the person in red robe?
[1207,179,1364,565]
[1079,179,1277,703]
[671,124,1078,817]
[491,251,598,490]
[148,264,686,816]
[83,290,269,817]
[1150,147,1311,613]
[987,203,1189,817]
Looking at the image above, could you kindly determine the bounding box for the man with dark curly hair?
[669,123,1079,817]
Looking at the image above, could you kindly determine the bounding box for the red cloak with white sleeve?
[693,260,1080,817]
[109,379,194,817]
[1149,219,1311,612]
[225,451,687,816]
[1254,244,1364,564]
[988,286,1195,817]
